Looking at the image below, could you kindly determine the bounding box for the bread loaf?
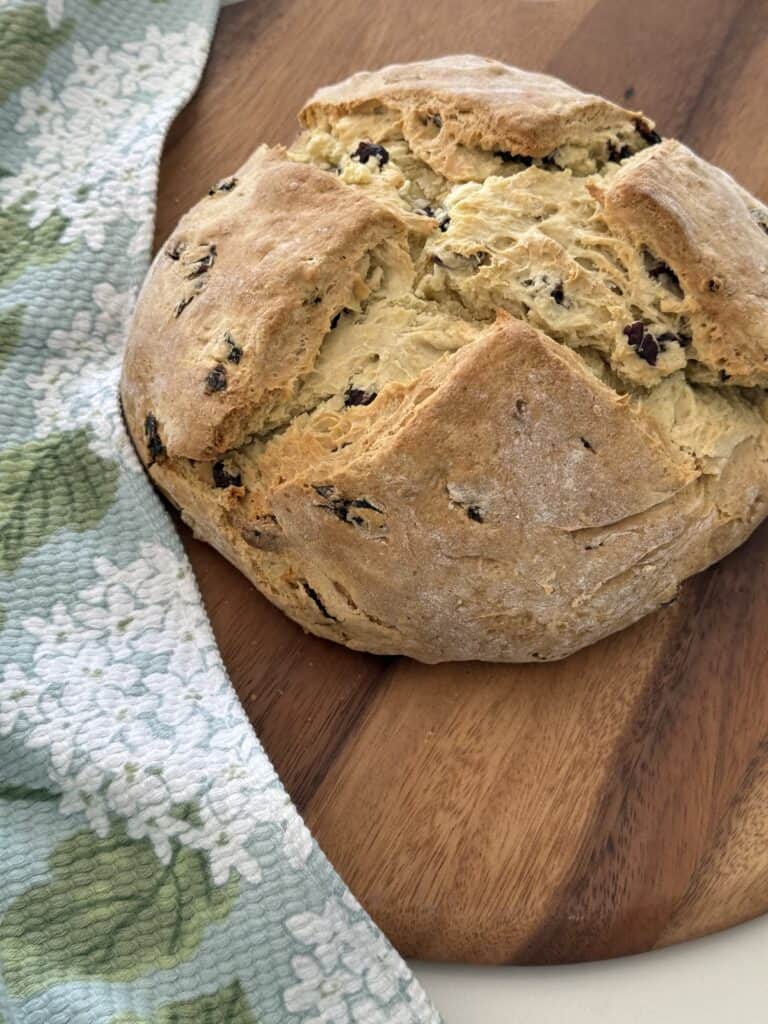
[121,56,768,662]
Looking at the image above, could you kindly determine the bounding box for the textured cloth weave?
[0,2,440,1021]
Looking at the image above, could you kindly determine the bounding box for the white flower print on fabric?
[0,543,314,885]
[2,24,209,252]
[45,0,64,28]
[283,893,441,1024]
[0,2,438,1018]
[27,281,137,460]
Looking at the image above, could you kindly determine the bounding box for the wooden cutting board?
[154,0,768,964]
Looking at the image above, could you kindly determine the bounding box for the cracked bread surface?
[121,55,768,663]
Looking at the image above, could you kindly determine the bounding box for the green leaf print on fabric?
[0,822,240,997]
[0,305,23,373]
[112,980,257,1024]
[0,201,70,287]
[0,783,58,803]
[0,5,73,104]
[0,427,118,572]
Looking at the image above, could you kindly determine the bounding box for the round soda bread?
[121,55,768,663]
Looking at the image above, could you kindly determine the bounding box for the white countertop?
[411,915,768,1022]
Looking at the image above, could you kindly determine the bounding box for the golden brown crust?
[602,140,768,386]
[121,56,768,663]
[301,54,649,173]
[122,145,421,462]
[150,316,768,662]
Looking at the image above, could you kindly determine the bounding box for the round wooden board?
[155,0,768,964]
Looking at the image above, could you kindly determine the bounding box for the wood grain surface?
[154,0,768,963]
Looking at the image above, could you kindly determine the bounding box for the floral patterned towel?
[0,2,441,1022]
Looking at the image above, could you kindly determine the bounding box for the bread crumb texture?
[121,56,768,662]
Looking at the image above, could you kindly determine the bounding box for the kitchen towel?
[0,2,441,1021]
